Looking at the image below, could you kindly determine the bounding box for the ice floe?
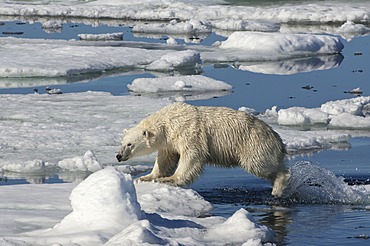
[57,150,102,172]
[219,32,344,56]
[128,75,232,93]
[260,96,370,129]
[132,19,212,35]
[78,32,124,41]
[145,49,201,72]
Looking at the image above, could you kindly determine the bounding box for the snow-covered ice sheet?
[0,0,368,25]
[0,38,201,77]
[0,167,275,245]
[0,91,171,170]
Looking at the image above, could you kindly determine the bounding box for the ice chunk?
[220,32,344,56]
[0,159,46,173]
[205,208,275,244]
[57,150,102,172]
[145,50,201,71]
[32,167,143,245]
[330,113,370,129]
[132,19,211,34]
[320,96,370,116]
[278,107,329,125]
[78,32,124,41]
[128,75,232,93]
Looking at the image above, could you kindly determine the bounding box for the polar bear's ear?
[123,128,129,134]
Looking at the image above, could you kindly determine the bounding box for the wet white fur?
[118,102,289,197]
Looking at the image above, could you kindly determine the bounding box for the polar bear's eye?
[127,143,132,147]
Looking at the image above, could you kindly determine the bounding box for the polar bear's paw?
[155,176,183,186]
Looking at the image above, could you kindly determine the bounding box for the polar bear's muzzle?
[116,154,129,162]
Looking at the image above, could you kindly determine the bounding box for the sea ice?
[145,50,201,72]
[266,96,370,128]
[128,75,232,93]
[57,150,102,172]
[219,32,344,56]
[0,167,276,245]
[132,19,212,34]
[78,32,124,41]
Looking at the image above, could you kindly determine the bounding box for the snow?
[0,167,275,245]
[128,75,232,93]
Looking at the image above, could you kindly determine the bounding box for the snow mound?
[205,208,275,245]
[57,150,102,172]
[34,167,143,245]
[220,32,344,56]
[145,50,201,71]
[128,75,232,93]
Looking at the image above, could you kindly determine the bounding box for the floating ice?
[78,32,124,41]
[269,96,370,129]
[0,0,369,25]
[278,107,329,125]
[220,32,344,56]
[212,19,280,32]
[132,19,211,34]
[57,150,102,172]
[0,159,46,173]
[338,21,370,41]
[145,50,201,72]
[128,75,232,93]
[0,38,190,78]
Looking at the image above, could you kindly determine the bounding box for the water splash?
[283,161,370,204]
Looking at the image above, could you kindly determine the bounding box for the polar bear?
[116,102,289,197]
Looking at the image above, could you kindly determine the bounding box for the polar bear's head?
[116,125,159,162]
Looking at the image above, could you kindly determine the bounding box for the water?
[1,10,370,246]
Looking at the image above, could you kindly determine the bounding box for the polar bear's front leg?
[136,150,179,183]
[156,155,204,186]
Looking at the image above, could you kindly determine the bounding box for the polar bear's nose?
[116,154,122,162]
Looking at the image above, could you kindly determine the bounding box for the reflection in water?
[236,54,344,75]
